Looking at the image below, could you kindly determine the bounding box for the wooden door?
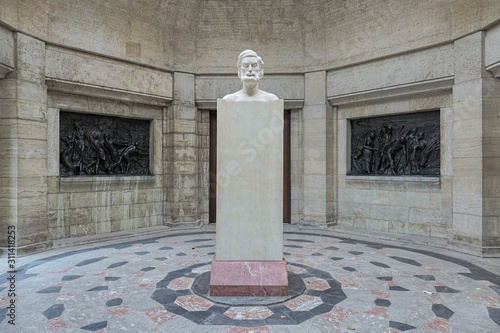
[209,110,291,223]
[209,111,217,223]
[283,111,291,223]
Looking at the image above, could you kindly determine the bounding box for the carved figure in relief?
[115,142,148,174]
[387,136,407,175]
[89,126,108,174]
[104,133,124,173]
[354,130,377,174]
[223,49,278,102]
[61,134,78,173]
[73,121,87,174]
[375,125,393,173]
[408,130,422,174]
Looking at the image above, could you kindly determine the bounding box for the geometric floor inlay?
[1,228,500,332]
[151,261,347,325]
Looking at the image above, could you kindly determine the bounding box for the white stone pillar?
[210,98,288,296]
[215,99,284,261]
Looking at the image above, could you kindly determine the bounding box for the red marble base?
[209,256,288,296]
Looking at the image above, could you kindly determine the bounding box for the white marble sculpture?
[211,50,287,296]
[223,49,279,102]
[215,50,284,262]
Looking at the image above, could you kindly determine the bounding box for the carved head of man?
[237,49,264,84]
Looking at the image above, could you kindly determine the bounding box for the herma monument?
[209,50,288,296]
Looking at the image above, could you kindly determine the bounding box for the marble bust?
[223,49,279,102]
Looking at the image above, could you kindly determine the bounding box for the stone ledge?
[50,225,172,252]
[164,220,204,229]
[11,240,53,256]
[331,224,500,258]
[346,175,440,183]
[60,175,156,182]
[296,220,337,229]
[59,175,157,192]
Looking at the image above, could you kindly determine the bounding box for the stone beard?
[222,49,279,103]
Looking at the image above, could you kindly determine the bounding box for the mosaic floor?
[1,225,500,332]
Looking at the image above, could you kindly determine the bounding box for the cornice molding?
[328,77,454,106]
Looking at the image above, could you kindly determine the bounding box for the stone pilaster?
[452,31,500,255]
[164,72,202,227]
[0,33,49,251]
[301,71,336,228]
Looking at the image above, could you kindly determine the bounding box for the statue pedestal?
[210,256,288,296]
[211,99,287,296]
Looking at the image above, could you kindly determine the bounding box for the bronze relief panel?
[59,111,150,177]
[349,111,440,176]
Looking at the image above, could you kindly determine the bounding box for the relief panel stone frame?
[47,92,164,180]
[348,110,440,177]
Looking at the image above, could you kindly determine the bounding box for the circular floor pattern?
[151,262,346,326]
[1,228,499,332]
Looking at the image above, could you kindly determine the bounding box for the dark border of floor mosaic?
[151,261,346,326]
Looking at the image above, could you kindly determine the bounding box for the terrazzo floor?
[1,224,500,332]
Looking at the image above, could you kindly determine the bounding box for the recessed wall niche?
[349,110,440,176]
[59,111,150,177]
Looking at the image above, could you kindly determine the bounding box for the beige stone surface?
[454,32,491,84]
[485,22,500,70]
[327,44,454,100]
[302,72,335,225]
[2,1,500,74]
[14,33,45,83]
[45,46,173,99]
[164,73,203,226]
[0,0,175,70]
[1,1,500,254]
[0,24,14,76]
[49,176,162,240]
[216,99,283,261]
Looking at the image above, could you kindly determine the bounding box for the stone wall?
[1,1,500,73]
[0,0,176,71]
[335,92,453,238]
[1,2,500,256]
[46,93,164,240]
[0,29,174,251]
[325,29,500,255]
